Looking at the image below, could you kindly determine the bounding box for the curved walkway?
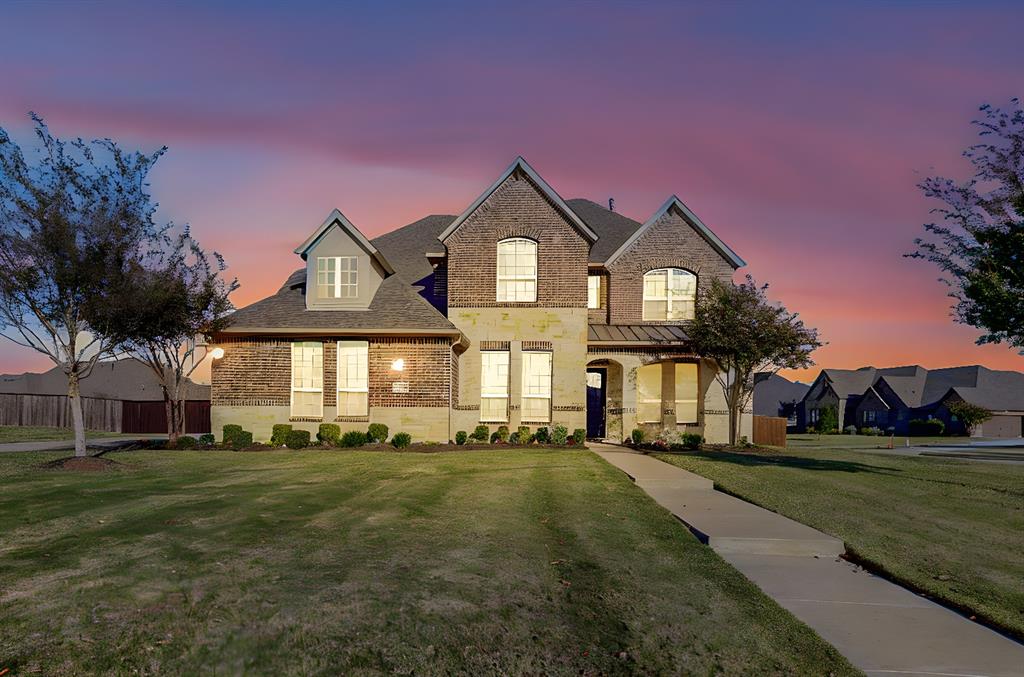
[592,443,1024,677]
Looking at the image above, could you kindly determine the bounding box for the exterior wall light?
[391,358,405,371]
[210,347,225,359]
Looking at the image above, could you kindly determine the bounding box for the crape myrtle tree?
[909,100,1024,352]
[946,399,992,435]
[99,228,236,446]
[0,114,168,457]
[689,276,823,446]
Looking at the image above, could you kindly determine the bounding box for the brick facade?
[211,336,451,412]
[607,209,736,325]
[445,171,590,308]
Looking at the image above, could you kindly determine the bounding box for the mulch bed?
[39,456,122,472]
[145,442,589,453]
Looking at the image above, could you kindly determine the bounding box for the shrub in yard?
[818,406,839,434]
[509,431,521,444]
[454,430,468,445]
[517,425,531,441]
[844,425,858,435]
[285,429,311,449]
[471,425,490,442]
[175,435,198,450]
[367,423,389,443]
[271,424,292,447]
[495,425,510,442]
[631,428,644,445]
[198,433,216,447]
[551,425,568,446]
[391,432,412,448]
[859,426,882,436]
[572,428,586,445]
[672,433,702,450]
[231,430,253,450]
[909,418,945,436]
[534,426,549,443]
[222,424,243,445]
[340,430,368,447]
[317,423,341,446]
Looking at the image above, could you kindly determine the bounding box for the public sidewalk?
[592,444,1024,677]
[0,436,163,454]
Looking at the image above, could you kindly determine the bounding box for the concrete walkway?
[0,436,162,454]
[592,444,1024,677]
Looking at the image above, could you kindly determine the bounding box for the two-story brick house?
[210,157,751,443]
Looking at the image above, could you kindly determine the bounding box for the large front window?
[496,238,537,302]
[521,351,552,423]
[291,341,323,418]
[637,363,662,424]
[480,351,510,422]
[643,268,696,321]
[675,363,698,424]
[337,341,369,416]
[317,256,358,299]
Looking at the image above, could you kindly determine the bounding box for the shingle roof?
[371,214,454,285]
[587,324,688,344]
[0,359,209,401]
[220,269,458,334]
[566,199,644,263]
[753,373,810,416]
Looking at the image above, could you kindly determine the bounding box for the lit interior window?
[496,238,537,302]
[643,268,696,320]
[637,363,662,423]
[317,256,358,299]
[675,363,698,424]
[521,351,552,423]
[337,341,368,416]
[291,341,323,418]
[480,351,510,422]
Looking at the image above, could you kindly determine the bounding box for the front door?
[586,368,607,439]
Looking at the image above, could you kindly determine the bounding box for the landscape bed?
[655,446,1024,639]
[0,448,854,675]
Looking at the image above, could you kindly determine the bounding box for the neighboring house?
[753,373,809,428]
[853,365,1024,437]
[210,157,752,443]
[796,365,923,432]
[0,359,211,433]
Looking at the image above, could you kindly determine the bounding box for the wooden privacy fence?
[0,393,210,434]
[752,415,787,447]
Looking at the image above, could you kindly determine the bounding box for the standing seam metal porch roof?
[588,324,689,344]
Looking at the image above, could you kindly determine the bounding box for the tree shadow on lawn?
[661,450,901,477]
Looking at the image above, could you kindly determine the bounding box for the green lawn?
[0,449,854,676]
[655,448,1024,638]
[786,433,961,450]
[0,425,123,444]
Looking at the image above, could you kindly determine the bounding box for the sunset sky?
[1,1,1022,382]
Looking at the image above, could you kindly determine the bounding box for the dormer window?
[496,238,537,302]
[317,256,358,299]
[643,268,696,321]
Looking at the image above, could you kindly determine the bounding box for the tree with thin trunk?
[908,99,1024,353]
[99,228,236,446]
[689,276,823,446]
[0,114,167,457]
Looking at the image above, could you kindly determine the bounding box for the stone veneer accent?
[444,171,590,308]
[607,209,737,324]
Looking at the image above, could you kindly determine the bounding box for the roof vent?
[608,197,615,212]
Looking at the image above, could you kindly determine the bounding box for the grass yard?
[786,433,960,450]
[0,449,854,676]
[655,448,1024,638]
[0,425,122,444]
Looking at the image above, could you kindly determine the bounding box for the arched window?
[643,268,696,320]
[496,238,537,302]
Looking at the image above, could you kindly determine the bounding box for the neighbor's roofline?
[293,208,396,275]
[215,326,461,337]
[438,156,598,243]
[604,195,746,268]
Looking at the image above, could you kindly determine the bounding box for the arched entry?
[586,358,623,440]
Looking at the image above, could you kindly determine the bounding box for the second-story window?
[317,256,358,299]
[643,268,696,321]
[587,275,602,309]
[496,238,537,302]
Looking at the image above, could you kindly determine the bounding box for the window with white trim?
[643,268,696,321]
[480,351,510,422]
[337,340,369,417]
[291,341,323,418]
[496,238,537,302]
[675,363,698,424]
[317,256,358,299]
[637,363,662,424]
[521,351,552,423]
[587,275,602,309]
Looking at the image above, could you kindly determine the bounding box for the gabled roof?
[219,269,458,335]
[566,199,645,263]
[0,358,209,401]
[753,373,810,416]
[875,367,928,407]
[372,214,454,284]
[438,156,598,243]
[604,195,746,268]
[293,208,395,275]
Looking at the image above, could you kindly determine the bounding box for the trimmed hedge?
[222,424,243,446]
[198,433,216,447]
[175,435,198,450]
[454,430,468,445]
[535,427,549,444]
[340,430,368,447]
[230,431,253,450]
[317,423,341,446]
[271,424,292,447]
[551,425,568,446]
[367,423,389,443]
[285,429,311,449]
[391,432,412,448]
[631,428,644,445]
[572,428,586,445]
[909,418,945,436]
[470,425,489,442]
